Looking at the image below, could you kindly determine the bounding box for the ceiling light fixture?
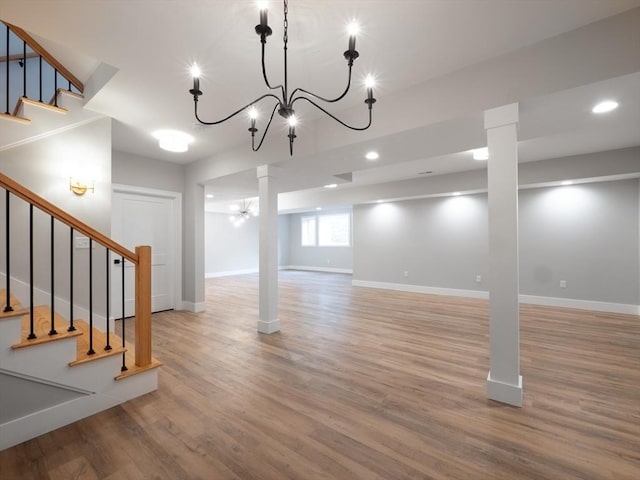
[324,183,338,189]
[472,147,489,160]
[452,192,461,196]
[188,0,376,156]
[592,100,618,114]
[229,199,259,227]
[365,151,379,160]
[561,180,573,186]
[153,130,194,153]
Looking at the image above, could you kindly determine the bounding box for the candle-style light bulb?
[190,63,201,92]
[287,114,297,127]
[258,1,268,27]
[365,74,375,100]
[248,106,258,133]
[347,21,359,51]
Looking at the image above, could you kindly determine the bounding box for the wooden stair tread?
[17,97,68,115]
[115,347,162,380]
[70,319,126,366]
[0,290,28,319]
[48,88,84,105]
[12,305,82,349]
[0,111,31,124]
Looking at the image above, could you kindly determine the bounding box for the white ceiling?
[1,0,639,210]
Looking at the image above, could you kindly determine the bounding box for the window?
[301,216,317,246]
[301,212,351,247]
[318,213,350,246]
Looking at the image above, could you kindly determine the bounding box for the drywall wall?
[353,195,488,290]
[112,150,185,193]
[0,118,112,315]
[286,209,353,271]
[204,212,289,276]
[519,179,639,304]
[353,179,639,306]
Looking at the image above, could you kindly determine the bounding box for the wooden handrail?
[2,21,84,93]
[0,172,136,263]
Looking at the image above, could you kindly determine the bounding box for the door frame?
[111,183,183,311]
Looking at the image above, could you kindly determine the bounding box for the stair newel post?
[120,255,127,372]
[68,227,75,331]
[27,204,35,339]
[135,245,152,367]
[4,190,13,313]
[87,237,95,355]
[48,216,57,336]
[104,247,111,351]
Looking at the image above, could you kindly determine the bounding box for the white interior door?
[111,189,177,317]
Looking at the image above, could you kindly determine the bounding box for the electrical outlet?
[475,275,482,283]
[403,271,409,278]
[560,280,567,288]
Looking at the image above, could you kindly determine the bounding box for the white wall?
[112,150,184,194]
[353,179,640,308]
[0,118,112,315]
[204,213,289,277]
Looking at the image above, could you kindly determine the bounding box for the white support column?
[257,165,280,334]
[485,103,523,407]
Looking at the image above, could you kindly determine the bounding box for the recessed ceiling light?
[206,194,214,199]
[324,184,338,189]
[365,151,379,160]
[452,192,461,196]
[592,100,618,114]
[316,207,322,211]
[153,130,193,153]
[376,200,384,204]
[561,180,573,186]
[472,147,489,161]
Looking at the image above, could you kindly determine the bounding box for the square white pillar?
[485,103,523,407]
[257,165,280,334]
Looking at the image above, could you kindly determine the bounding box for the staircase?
[1,22,160,451]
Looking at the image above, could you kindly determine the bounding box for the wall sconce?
[69,178,95,196]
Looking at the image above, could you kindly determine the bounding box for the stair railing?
[1,20,83,117]
[0,173,152,371]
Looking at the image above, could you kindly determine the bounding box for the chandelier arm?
[288,65,353,105]
[291,96,373,131]
[194,93,283,126]
[261,41,286,99]
[252,102,280,152]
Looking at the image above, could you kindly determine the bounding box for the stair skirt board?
[0,367,158,451]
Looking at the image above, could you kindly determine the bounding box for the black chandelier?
[188,0,376,155]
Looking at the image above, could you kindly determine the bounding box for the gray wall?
[354,196,488,290]
[286,209,353,271]
[112,150,185,193]
[519,179,639,304]
[354,179,640,305]
[204,212,289,276]
[0,118,113,314]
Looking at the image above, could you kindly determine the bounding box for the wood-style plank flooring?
[1,271,639,479]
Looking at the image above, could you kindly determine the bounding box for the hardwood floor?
[1,271,638,479]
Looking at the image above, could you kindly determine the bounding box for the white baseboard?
[351,279,488,299]
[284,265,353,274]
[205,268,258,278]
[487,372,523,407]
[257,318,280,334]
[519,294,639,315]
[181,301,205,313]
[352,279,640,315]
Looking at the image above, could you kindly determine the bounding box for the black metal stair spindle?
[49,216,57,335]
[5,25,9,114]
[121,256,127,372]
[38,55,42,102]
[68,227,75,331]
[22,40,26,98]
[104,248,111,350]
[87,237,95,355]
[27,204,35,339]
[54,68,58,107]
[4,190,13,313]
